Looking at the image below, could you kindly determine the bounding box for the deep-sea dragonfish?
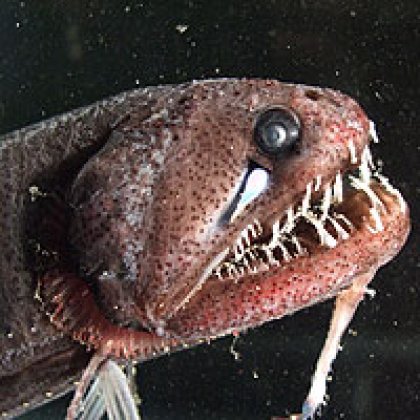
[0,79,410,419]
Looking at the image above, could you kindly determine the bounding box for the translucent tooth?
[320,184,332,220]
[248,223,258,239]
[227,263,237,277]
[301,182,312,215]
[369,120,380,143]
[287,206,294,223]
[277,242,292,262]
[280,206,296,234]
[348,175,385,209]
[261,245,280,266]
[241,230,251,246]
[332,172,343,203]
[348,139,358,164]
[364,145,375,169]
[327,215,350,240]
[306,213,337,248]
[271,220,281,244]
[291,235,304,255]
[314,175,322,192]
[359,146,373,184]
[334,213,354,230]
[367,207,384,233]
[375,173,406,212]
[234,241,244,261]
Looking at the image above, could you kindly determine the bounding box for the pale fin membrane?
[71,356,140,420]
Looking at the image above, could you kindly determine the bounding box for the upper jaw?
[206,121,408,284]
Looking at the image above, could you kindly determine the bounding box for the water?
[1,1,419,419]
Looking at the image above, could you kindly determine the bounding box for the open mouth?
[211,122,406,281]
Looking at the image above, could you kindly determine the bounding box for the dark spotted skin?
[0,85,174,417]
[0,79,410,417]
[68,80,372,334]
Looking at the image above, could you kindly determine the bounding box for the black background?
[1,1,419,419]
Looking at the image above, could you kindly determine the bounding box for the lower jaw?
[165,184,410,341]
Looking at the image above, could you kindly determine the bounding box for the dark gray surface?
[1,1,419,419]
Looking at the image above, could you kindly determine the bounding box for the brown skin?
[44,79,409,352]
[0,79,410,416]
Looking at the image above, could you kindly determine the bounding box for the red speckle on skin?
[37,79,409,357]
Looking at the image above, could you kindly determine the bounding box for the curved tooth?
[369,120,380,143]
[348,139,358,163]
[241,230,251,246]
[305,212,337,248]
[327,215,350,240]
[334,213,354,230]
[320,183,332,221]
[261,245,280,266]
[314,175,322,192]
[277,242,292,262]
[367,207,384,233]
[332,172,343,203]
[348,175,385,210]
[291,235,304,255]
[234,239,245,261]
[359,146,374,184]
[375,173,406,212]
[248,223,258,239]
[253,219,263,235]
[301,182,313,215]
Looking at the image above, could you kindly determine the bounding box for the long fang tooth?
[348,175,385,209]
[306,213,337,248]
[348,139,358,164]
[314,175,322,192]
[327,215,350,240]
[359,146,373,184]
[271,220,281,244]
[368,207,384,233]
[332,172,343,203]
[364,145,375,169]
[301,182,312,215]
[320,183,332,220]
[375,173,406,212]
[369,120,380,143]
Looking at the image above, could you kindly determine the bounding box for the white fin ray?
[76,360,140,420]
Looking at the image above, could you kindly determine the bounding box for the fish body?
[0,79,410,418]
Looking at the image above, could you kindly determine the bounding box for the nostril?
[305,90,322,101]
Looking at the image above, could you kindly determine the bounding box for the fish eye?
[254,107,301,157]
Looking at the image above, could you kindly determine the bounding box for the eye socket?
[254,107,301,157]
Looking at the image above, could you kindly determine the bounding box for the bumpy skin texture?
[0,80,410,417]
[0,85,172,417]
[69,81,370,331]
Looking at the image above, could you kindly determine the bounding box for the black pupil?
[254,107,301,156]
